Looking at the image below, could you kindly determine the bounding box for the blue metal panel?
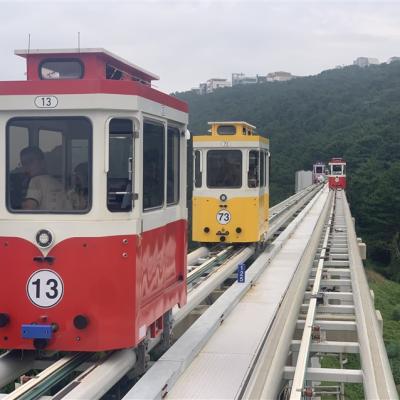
[21,324,53,339]
[237,263,246,283]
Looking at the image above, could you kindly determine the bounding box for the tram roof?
[15,48,160,82]
[208,121,257,129]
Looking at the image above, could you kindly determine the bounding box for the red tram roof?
[15,48,159,84]
[0,48,188,113]
[329,157,346,164]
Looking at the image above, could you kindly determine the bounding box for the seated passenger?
[20,146,71,211]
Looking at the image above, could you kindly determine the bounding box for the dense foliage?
[176,62,400,281]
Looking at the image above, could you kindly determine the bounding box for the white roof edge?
[208,121,257,129]
[14,48,159,81]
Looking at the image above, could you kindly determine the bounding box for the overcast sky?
[1,0,400,93]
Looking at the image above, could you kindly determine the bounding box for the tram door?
[141,119,183,303]
[107,118,134,212]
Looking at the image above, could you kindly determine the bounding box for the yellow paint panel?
[192,194,269,243]
[193,135,269,144]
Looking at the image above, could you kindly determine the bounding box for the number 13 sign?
[26,270,64,308]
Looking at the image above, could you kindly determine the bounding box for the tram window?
[7,117,92,213]
[167,127,180,205]
[143,121,164,210]
[332,165,342,175]
[248,150,260,188]
[260,151,265,187]
[316,166,323,174]
[107,119,134,212]
[106,64,123,80]
[217,125,236,135]
[194,150,202,188]
[207,150,242,188]
[40,59,83,80]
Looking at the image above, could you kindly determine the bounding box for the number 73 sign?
[216,210,231,225]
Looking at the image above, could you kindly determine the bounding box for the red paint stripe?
[0,80,188,113]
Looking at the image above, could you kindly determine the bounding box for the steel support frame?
[242,189,334,399]
[342,194,398,399]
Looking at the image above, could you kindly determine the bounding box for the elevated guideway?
[244,190,398,399]
[125,187,397,400]
[124,185,331,399]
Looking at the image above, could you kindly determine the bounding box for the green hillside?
[176,62,400,281]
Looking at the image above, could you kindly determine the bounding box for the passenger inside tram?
[20,146,71,211]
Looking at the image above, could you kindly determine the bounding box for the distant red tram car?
[0,48,188,351]
[328,157,346,190]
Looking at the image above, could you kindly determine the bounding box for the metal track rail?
[244,190,398,400]
[174,184,322,329]
[187,245,235,286]
[124,186,329,399]
[289,194,335,400]
[3,353,91,400]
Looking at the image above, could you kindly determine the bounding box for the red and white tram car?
[0,48,188,351]
[328,157,346,190]
[312,162,326,183]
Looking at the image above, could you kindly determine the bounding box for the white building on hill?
[353,57,379,67]
[266,71,294,82]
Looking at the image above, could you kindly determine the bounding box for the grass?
[320,354,364,399]
[367,268,400,393]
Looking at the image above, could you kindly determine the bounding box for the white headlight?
[35,229,54,248]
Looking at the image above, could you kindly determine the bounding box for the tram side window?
[7,117,92,213]
[248,150,260,188]
[207,150,242,188]
[194,150,202,188]
[107,119,134,212]
[40,59,83,80]
[260,151,266,187]
[167,127,180,205]
[143,121,165,210]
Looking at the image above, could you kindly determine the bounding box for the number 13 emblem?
[26,270,64,308]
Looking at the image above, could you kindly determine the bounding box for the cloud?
[0,0,399,92]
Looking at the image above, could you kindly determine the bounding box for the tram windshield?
[331,164,343,175]
[207,150,242,188]
[6,117,92,213]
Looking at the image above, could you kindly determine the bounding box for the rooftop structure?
[267,71,294,82]
[353,57,379,68]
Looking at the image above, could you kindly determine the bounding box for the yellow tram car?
[192,121,270,243]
